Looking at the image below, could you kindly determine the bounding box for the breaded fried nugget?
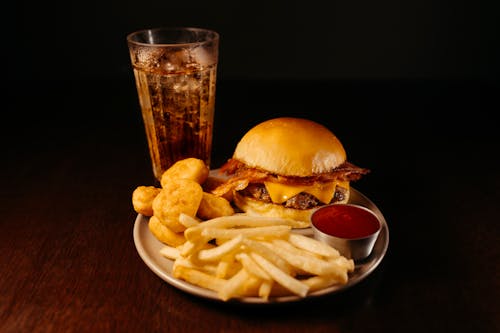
[132,186,161,216]
[160,158,209,187]
[152,178,203,232]
[197,192,235,220]
[148,216,186,247]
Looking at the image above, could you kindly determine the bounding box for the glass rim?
[127,27,219,47]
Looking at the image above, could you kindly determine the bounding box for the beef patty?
[238,183,348,210]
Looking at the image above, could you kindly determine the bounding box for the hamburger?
[212,117,370,222]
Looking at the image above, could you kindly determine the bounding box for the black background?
[9,0,500,165]
[12,0,500,81]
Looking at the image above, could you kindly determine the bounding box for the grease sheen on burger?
[212,117,370,223]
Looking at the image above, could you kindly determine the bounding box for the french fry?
[168,212,355,301]
[240,274,262,296]
[250,252,309,298]
[201,225,291,240]
[303,275,348,291]
[327,256,355,272]
[288,233,340,258]
[179,240,203,257]
[197,235,244,262]
[266,239,343,276]
[215,257,232,279]
[236,252,271,281]
[179,213,201,228]
[242,238,293,275]
[218,268,250,301]
[159,245,180,260]
[172,265,225,292]
[185,215,308,240]
[174,257,218,275]
[258,280,273,300]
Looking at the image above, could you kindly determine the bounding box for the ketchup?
[312,204,380,239]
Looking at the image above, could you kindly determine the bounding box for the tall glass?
[127,27,219,180]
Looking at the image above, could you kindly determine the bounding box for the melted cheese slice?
[264,181,349,204]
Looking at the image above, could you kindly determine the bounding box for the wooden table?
[1,79,498,332]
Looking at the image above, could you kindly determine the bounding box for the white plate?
[133,174,389,304]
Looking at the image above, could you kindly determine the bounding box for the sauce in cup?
[312,204,380,239]
[311,204,381,260]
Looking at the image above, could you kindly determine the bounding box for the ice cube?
[161,49,191,72]
[190,46,215,67]
[136,47,163,68]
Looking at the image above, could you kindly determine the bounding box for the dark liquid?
[133,65,217,179]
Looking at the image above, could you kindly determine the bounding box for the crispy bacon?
[212,158,370,196]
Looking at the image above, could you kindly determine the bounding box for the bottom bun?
[233,190,350,224]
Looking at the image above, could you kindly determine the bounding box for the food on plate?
[197,192,235,220]
[131,150,361,301]
[152,178,203,233]
[160,157,209,188]
[202,173,233,201]
[132,158,233,245]
[160,214,354,301]
[132,186,161,216]
[212,117,370,224]
[178,212,201,228]
[148,215,186,247]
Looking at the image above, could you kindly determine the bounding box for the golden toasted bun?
[233,117,346,177]
[233,191,350,224]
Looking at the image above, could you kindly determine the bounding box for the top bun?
[233,117,346,177]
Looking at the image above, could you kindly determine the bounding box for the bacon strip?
[212,158,370,196]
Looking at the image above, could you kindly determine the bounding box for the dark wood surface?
[1,79,498,333]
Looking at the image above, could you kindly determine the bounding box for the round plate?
[133,177,389,304]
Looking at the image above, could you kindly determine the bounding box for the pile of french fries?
[132,157,354,301]
[160,213,354,301]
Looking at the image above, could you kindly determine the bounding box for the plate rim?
[133,185,389,304]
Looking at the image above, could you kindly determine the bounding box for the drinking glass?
[127,27,219,180]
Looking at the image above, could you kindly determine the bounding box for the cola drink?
[128,28,219,180]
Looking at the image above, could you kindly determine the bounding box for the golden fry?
[159,245,180,260]
[197,235,244,262]
[288,233,340,258]
[258,280,273,300]
[160,158,209,187]
[197,192,235,220]
[200,225,291,240]
[184,214,306,242]
[303,274,348,291]
[242,239,293,275]
[268,239,342,276]
[179,213,201,228]
[218,268,250,301]
[236,252,271,281]
[159,213,355,301]
[132,186,161,216]
[173,265,225,292]
[215,255,240,279]
[250,252,309,298]
[174,257,218,276]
